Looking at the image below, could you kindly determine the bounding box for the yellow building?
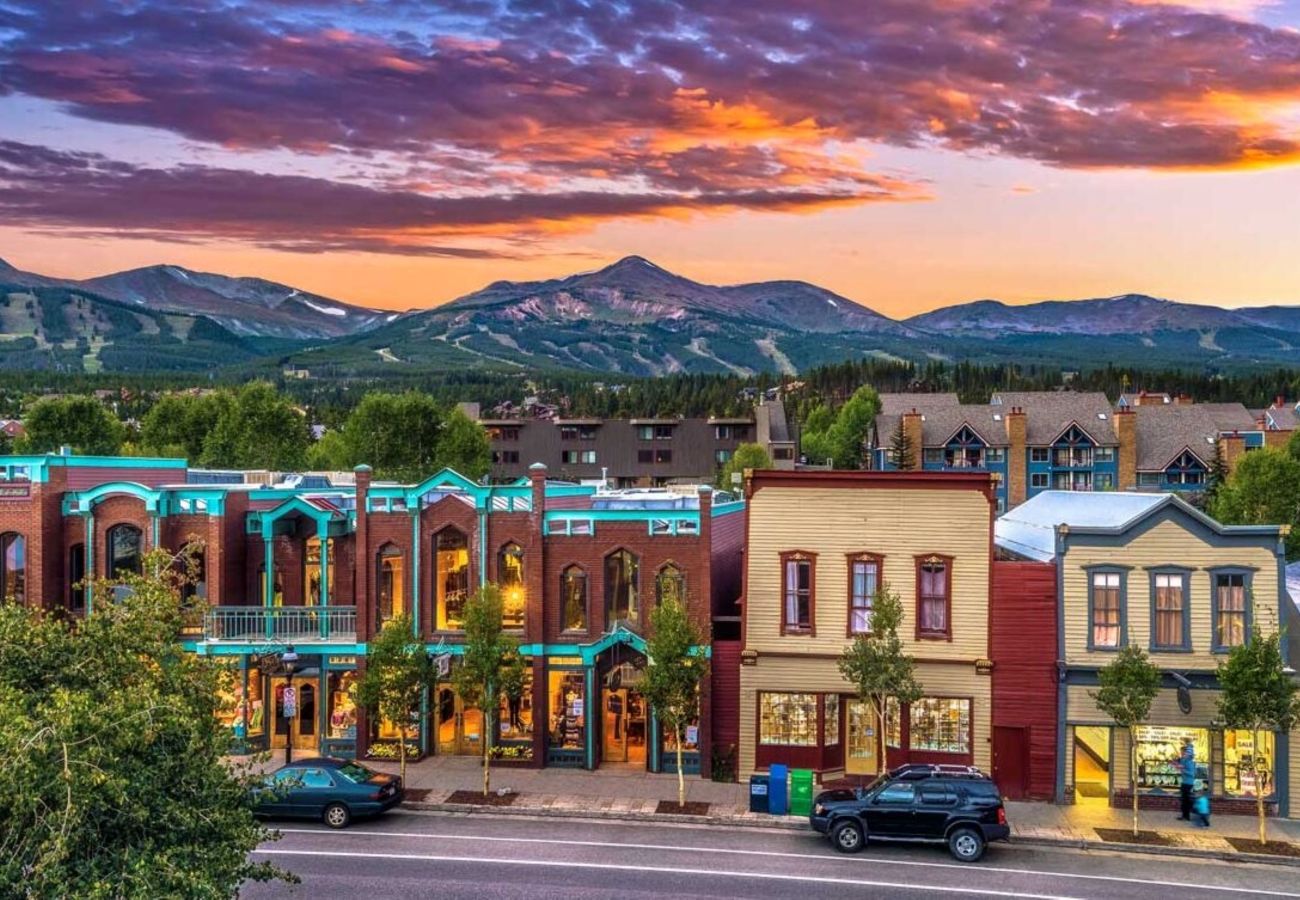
[996,491,1299,816]
[738,470,996,781]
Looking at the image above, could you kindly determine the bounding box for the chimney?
[901,408,923,471]
[353,464,372,639]
[1276,395,1286,409]
[1220,432,1246,476]
[1114,408,1136,492]
[1005,406,1027,506]
[529,462,548,516]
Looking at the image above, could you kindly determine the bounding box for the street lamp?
[281,645,299,766]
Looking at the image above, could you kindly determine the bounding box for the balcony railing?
[202,605,357,642]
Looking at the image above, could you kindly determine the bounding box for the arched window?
[561,565,587,632]
[655,563,685,609]
[180,544,207,603]
[435,528,470,630]
[377,544,405,626]
[604,549,639,627]
[0,532,25,605]
[498,542,525,629]
[106,524,143,577]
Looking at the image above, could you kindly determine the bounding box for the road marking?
[271,827,1300,897]
[255,849,1078,899]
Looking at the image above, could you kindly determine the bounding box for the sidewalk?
[246,753,1300,865]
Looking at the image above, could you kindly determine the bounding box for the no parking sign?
[282,685,297,717]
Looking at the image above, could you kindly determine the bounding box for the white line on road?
[271,827,1300,898]
[255,848,1079,899]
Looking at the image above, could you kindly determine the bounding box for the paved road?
[245,810,1300,899]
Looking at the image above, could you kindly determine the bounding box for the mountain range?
[3,254,1300,376]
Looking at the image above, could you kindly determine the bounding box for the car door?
[863,782,916,836]
[914,783,958,836]
[292,766,338,818]
[262,767,304,817]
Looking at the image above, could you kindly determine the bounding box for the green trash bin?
[790,768,815,817]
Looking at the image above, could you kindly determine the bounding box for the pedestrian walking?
[1192,790,1211,828]
[1178,737,1196,821]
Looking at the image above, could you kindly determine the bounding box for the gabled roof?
[1132,403,1256,472]
[990,392,1118,445]
[994,490,1281,562]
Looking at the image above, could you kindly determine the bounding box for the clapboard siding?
[711,640,742,752]
[1062,519,1280,667]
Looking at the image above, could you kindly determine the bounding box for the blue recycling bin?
[768,763,789,816]
[748,774,770,813]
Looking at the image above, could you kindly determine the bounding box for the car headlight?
[814,804,827,816]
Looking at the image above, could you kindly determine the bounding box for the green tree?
[140,391,230,460]
[643,597,709,807]
[306,429,351,471]
[1217,629,1300,845]
[838,585,922,774]
[435,407,491,481]
[887,420,915,470]
[717,442,772,490]
[1091,645,1161,836]
[17,395,126,455]
[355,613,433,783]
[827,385,881,469]
[451,585,525,796]
[0,549,287,896]
[1203,437,1230,509]
[1209,448,1300,558]
[201,381,310,470]
[342,391,442,481]
[800,405,835,465]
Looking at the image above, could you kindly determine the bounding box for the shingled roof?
[1132,402,1257,471]
[989,392,1118,445]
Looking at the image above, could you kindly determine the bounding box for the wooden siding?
[1067,685,1223,725]
[711,640,742,752]
[991,559,1057,799]
[737,654,991,778]
[744,486,991,660]
[1062,519,1280,668]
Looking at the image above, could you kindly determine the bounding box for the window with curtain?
[655,564,685,608]
[916,556,950,638]
[436,529,470,630]
[499,543,525,628]
[782,553,813,633]
[0,532,24,605]
[604,549,639,626]
[1091,571,1122,648]
[561,565,587,632]
[106,524,143,577]
[1215,572,1248,649]
[1152,572,1185,649]
[849,555,879,634]
[377,544,405,626]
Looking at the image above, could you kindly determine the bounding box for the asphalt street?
[245,810,1300,899]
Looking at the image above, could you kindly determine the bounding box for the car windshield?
[334,762,377,784]
[858,773,890,797]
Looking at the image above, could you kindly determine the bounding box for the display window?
[327,672,358,740]
[499,668,534,742]
[824,694,840,746]
[758,693,817,746]
[885,697,901,749]
[909,698,971,754]
[436,529,470,630]
[549,670,586,751]
[245,672,265,738]
[305,537,335,606]
[663,716,700,753]
[1133,725,1208,790]
[215,663,246,737]
[1224,730,1274,798]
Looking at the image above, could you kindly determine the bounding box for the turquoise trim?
[543,509,703,535]
[84,513,94,616]
[712,500,746,517]
[189,642,368,656]
[544,484,598,499]
[585,666,596,769]
[63,481,164,515]
[411,512,421,636]
[368,467,534,512]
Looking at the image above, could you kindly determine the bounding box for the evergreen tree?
[888,420,915,470]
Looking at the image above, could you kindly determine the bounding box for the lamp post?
[281,645,299,766]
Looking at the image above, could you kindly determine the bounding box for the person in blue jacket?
[1178,737,1197,821]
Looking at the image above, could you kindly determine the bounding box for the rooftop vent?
[1097,413,1108,420]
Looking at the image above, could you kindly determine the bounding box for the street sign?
[282,685,297,717]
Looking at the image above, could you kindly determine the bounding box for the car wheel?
[948,827,985,863]
[831,820,865,854]
[323,803,352,829]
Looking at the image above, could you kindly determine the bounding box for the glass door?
[271,677,319,753]
[846,700,878,776]
[603,687,628,763]
[436,687,483,756]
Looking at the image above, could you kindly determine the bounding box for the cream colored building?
[738,470,997,782]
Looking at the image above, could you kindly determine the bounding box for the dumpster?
[768,763,789,816]
[790,768,815,817]
[748,774,770,813]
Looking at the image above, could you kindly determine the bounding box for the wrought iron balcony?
[202,605,357,642]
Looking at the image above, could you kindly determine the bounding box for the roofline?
[1061,492,1282,539]
[747,468,995,501]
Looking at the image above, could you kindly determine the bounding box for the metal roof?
[995,491,1167,561]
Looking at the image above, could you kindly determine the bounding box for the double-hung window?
[916,555,951,639]
[1089,569,1124,649]
[1212,569,1250,650]
[1150,569,1190,651]
[848,554,880,635]
[781,552,815,634]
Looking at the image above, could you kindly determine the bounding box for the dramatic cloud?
[1,0,1298,253]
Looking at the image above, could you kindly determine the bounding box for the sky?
[1,0,1299,318]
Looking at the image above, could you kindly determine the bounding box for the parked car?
[809,764,1010,862]
[254,757,404,829]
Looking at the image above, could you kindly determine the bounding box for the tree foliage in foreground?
[643,597,708,807]
[1091,645,1161,836]
[355,613,433,783]
[0,550,288,898]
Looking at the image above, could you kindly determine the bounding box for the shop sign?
[686,725,698,745]
[328,656,357,666]
[974,659,994,676]
[1177,685,1193,715]
[0,483,30,498]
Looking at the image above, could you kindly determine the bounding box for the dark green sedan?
[255,757,404,829]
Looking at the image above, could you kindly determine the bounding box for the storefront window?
[499,667,534,743]
[758,693,817,746]
[245,673,265,738]
[1,532,25,605]
[909,698,971,754]
[885,697,901,749]
[561,566,587,632]
[215,663,245,738]
[305,537,334,606]
[604,549,639,627]
[1134,725,1208,790]
[824,694,840,746]
[548,669,586,752]
[436,529,470,630]
[377,545,405,626]
[1224,730,1274,798]
[499,543,525,629]
[328,672,358,740]
[664,716,700,752]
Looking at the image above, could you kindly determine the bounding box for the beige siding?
[738,654,992,777]
[1290,727,1300,819]
[1067,685,1223,725]
[1062,519,1280,668]
[1063,724,1075,793]
[1113,728,1131,792]
[745,486,991,660]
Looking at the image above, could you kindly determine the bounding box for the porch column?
[317,522,330,639]
[585,666,596,770]
[410,511,421,636]
[263,524,275,640]
[84,513,95,616]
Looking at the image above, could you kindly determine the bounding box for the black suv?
[809,764,1010,862]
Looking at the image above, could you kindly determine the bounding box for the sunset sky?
[2,0,1299,317]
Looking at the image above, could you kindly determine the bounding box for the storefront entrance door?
[602,687,647,765]
[436,687,483,756]
[846,700,879,777]
[270,678,317,752]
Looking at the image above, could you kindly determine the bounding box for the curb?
[401,800,1300,866]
